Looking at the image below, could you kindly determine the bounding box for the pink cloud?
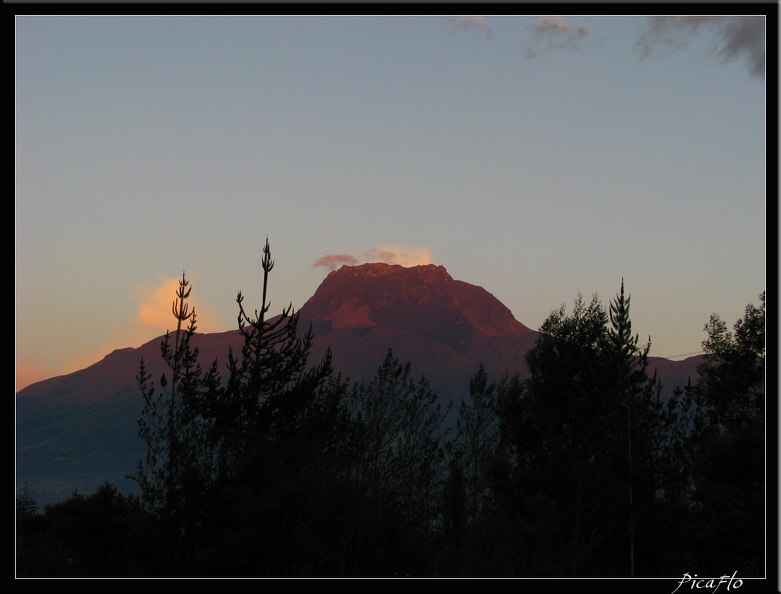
[525,16,590,58]
[360,246,431,267]
[312,245,432,272]
[448,16,493,38]
[133,275,224,336]
[312,254,360,271]
[533,16,589,37]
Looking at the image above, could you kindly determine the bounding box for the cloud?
[525,16,590,58]
[636,16,765,78]
[361,245,432,267]
[16,275,226,392]
[312,254,359,271]
[313,245,432,271]
[133,275,224,335]
[448,16,493,38]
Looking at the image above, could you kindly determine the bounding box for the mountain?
[15,263,703,506]
[298,263,539,400]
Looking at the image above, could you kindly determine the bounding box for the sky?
[15,15,768,392]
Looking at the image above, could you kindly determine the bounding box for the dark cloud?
[637,16,765,78]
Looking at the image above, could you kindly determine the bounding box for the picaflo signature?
[671,572,743,594]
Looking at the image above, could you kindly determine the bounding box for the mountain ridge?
[16,262,704,506]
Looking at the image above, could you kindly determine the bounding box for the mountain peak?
[326,262,449,280]
[302,262,531,351]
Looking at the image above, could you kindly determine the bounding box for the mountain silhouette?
[15,263,702,506]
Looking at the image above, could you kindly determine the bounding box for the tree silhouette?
[344,349,451,576]
[607,278,665,576]
[182,237,339,576]
[683,291,766,576]
[492,283,693,577]
[453,364,500,527]
[516,293,623,575]
[210,237,333,490]
[16,483,165,577]
[135,272,221,546]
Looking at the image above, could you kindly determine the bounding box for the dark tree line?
[16,241,766,579]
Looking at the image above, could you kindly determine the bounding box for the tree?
[16,481,38,520]
[684,291,766,576]
[494,283,694,577]
[345,349,451,576]
[515,292,624,575]
[453,364,500,526]
[435,365,507,576]
[135,272,221,546]
[697,291,765,429]
[134,238,340,575]
[606,278,666,576]
[187,237,339,576]
[210,238,332,488]
[16,483,166,577]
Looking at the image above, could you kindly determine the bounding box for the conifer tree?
[135,272,221,543]
[499,285,686,577]
[607,278,653,577]
[131,239,348,576]
[606,279,701,577]
[454,364,499,525]
[211,237,333,489]
[345,349,451,575]
[503,293,621,575]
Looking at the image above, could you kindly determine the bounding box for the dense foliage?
[16,244,767,579]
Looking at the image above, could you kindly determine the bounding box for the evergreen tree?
[345,349,451,576]
[517,293,624,575]
[494,284,694,577]
[435,365,505,576]
[606,279,664,576]
[441,453,467,547]
[135,272,221,547]
[454,364,500,526]
[133,239,340,576]
[210,237,333,490]
[188,237,337,576]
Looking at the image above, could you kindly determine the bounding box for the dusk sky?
[15,15,767,392]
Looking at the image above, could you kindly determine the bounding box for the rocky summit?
[300,263,533,351]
